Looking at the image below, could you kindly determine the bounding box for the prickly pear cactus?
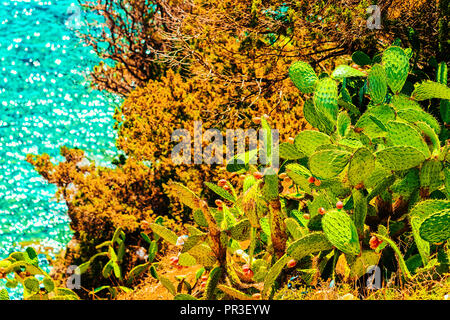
[322,209,360,255]
[382,46,409,94]
[289,61,318,94]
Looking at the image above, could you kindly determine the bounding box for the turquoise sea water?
[0,0,120,295]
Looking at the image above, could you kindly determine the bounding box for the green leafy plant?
[78,227,159,299]
[0,247,79,300]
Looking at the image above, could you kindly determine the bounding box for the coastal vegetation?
[1,0,449,300]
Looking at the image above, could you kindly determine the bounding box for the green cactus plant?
[0,247,80,300]
[149,44,449,300]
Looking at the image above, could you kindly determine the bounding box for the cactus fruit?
[286,259,297,268]
[253,171,263,179]
[318,207,326,215]
[369,236,383,249]
[382,46,409,93]
[336,201,344,209]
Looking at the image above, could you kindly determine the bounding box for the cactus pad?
[217,284,255,300]
[375,146,426,171]
[229,219,251,241]
[294,130,332,157]
[419,209,450,243]
[331,65,366,80]
[412,80,450,101]
[313,77,339,122]
[348,147,375,186]
[420,159,443,192]
[187,244,217,267]
[167,182,201,210]
[309,149,352,180]
[337,111,351,137]
[286,232,333,260]
[279,142,304,160]
[396,108,441,134]
[149,223,179,245]
[303,98,335,134]
[409,200,450,264]
[347,251,381,280]
[367,64,387,104]
[289,61,318,93]
[391,94,422,110]
[385,121,430,157]
[382,46,409,94]
[322,209,360,255]
[352,51,371,66]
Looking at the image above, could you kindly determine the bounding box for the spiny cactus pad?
[419,209,450,243]
[188,244,217,267]
[313,77,339,122]
[396,108,441,134]
[347,251,381,280]
[355,104,396,139]
[294,130,332,157]
[412,80,450,101]
[348,147,375,186]
[391,94,422,111]
[331,65,366,80]
[286,232,333,260]
[337,111,351,137]
[385,121,430,157]
[367,64,387,104]
[279,142,305,160]
[168,182,202,210]
[420,159,443,192]
[217,284,255,300]
[322,209,360,255]
[229,219,251,241]
[409,200,450,264]
[382,46,409,94]
[309,149,352,180]
[375,146,426,171]
[303,99,335,134]
[263,254,289,298]
[289,61,318,93]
